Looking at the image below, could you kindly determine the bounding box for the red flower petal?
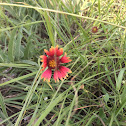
[53,70,59,82]
[44,46,55,56]
[44,45,63,57]
[41,63,47,70]
[40,55,47,70]
[59,66,72,79]
[57,70,63,80]
[53,70,63,82]
[41,68,52,82]
[60,53,72,63]
[55,45,63,56]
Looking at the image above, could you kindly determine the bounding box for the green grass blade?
[0,63,32,68]
[0,92,8,117]
[0,71,37,87]
[8,28,17,62]
[116,68,125,91]
[15,27,23,60]
[34,91,66,126]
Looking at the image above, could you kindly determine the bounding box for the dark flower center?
[49,59,56,68]
[93,28,97,31]
[48,56,60,69]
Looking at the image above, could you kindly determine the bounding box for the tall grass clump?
[0,0,126,125]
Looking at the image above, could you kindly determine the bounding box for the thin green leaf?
[0,92,8,117]
[8,28,17,62]
[34,92,65,126]
[15,27,23,60]
[0,71,37,87]
[116,68,125,91]
[0,63,32,68]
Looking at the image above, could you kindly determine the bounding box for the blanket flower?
[40,45,72,82]
[91,26,98,33]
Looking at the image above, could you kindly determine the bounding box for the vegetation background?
[0,0,126,125]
